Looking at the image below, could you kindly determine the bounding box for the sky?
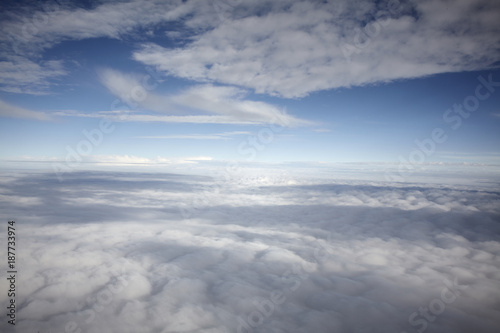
[1,0,500,173]
[1,2,500,333]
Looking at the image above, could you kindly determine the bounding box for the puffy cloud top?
[0,169,499,332]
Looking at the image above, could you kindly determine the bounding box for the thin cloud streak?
[0,99,51,120]
[73,69,313,126]
[135,131,251,140]
[54,110,309,126]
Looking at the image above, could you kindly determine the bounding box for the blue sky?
[1,0,500,171]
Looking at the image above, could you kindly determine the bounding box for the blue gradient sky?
[1,0,500,169]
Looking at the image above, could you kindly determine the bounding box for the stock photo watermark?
[385,73,500,182]
[5,220,17,326]
[401,277,469,333]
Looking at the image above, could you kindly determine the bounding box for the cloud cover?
[1,0,499,97]
[133,0,500,97]
[0,168,499,333]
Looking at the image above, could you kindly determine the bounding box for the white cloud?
[133,0,500,98]
[434,151,500,164]
[0,57,66,95]
[2,0,499,96]
[97,68,311,126]
[0,0,194,53]
[68,154,213,166]
[0,168,499,332]
[3,0,499,97]
[0,0,195,94]
[0,98,51,120]
[97,68,175,114]
[171,84,307,125]
[135,131,251,140]
[55,109,307,126]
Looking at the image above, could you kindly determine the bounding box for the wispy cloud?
[0,0,195,94]
[97,68,311,126]
[0,57,66,95]
[435,151,500,163]
[0,1,195,53]
[97,68,175,113]
[135,131,251,140]
[83,154,213,166]
[2,154,213,166]
[54,109,308,126]
[0,99,51,120]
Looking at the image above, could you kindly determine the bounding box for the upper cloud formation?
[1,0,499,96]
[133,0,500,97]
[0,0,194,94]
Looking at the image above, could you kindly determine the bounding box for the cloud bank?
[0,168,499,333]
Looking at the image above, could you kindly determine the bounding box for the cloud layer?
[133,0,500,97]
[2,0,499,96]
[0,169,499,333]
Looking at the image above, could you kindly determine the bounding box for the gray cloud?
[0,169,499,333]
